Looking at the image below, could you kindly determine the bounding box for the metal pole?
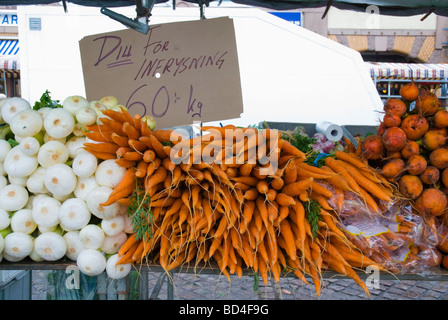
[3,70,7,97]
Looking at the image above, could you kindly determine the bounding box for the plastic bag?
[327,190,442,274]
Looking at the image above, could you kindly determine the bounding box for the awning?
[0,39,20,78]
[0,40,19,56]
[0,0,446,16]
[365,62,448,79]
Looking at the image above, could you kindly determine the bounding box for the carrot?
[243,188,258,201]
[307,192,331,213]
[337,160,392,202]
[84,142,119,154]
[256,180,269,194]
[255,197,270,228]
[145,166,168,191]
[281,177,313,197]
[128,138,147,152]
[251,165,268,180]
[310,181,333,198]
[116,146,133,158]
[297,168,333,180]
[118,233,138,256]
[100,181,135,207]
[230,176,259,187]
[324,157,361,193]
[101,108,129,123]
[122,121,140,140]
[131,240,145,262]
[146,135,165,159]
[83,148,117,160]
[320,210,346,239]
[333,187,345,212]
[120,107,135,126]
[152,129,173,142]
[265,188,277,202]
[358,186,380,213]
[117,240,141,264]
[139,135,153,150]
[162,157,176,173]
[83,131,114,143]
[297,162,333,176]
[110,132,129,147]
[320,166,351,192]
[146,158,161,176]
[334,150,371,172]
[142,149,156,163]
[124,151,144,162]
[257,254,269,285]
[270,176,284,190]
[283,160,297,185]
[287,257,309,285]
[308,265,321,297]
[275,192,296,206]
[279,220,297,260]
[280,139,306,159]
[266,200,279,223]
[239,162,254,176]
[100,117,127,136]
[240,200,256,234]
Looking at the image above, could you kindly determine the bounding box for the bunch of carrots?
[83,107,395,297]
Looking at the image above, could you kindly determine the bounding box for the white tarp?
[18,5,383,127]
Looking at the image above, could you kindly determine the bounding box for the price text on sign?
[79,17,244,128]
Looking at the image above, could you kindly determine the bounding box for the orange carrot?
[115,158,136,168]
[311,181,333,198]
[281,177,313,197]
[280,139,306,159]
[122,121,140,140]
[83,148,117,160]
[145,166,168,191]
[136,160,148,178]
[149,134,167,159]
[84,142,119,154]
[83,131,114,143]
[124,151,144,162]
[275,192,296,206]
[111,132,129,147]
[324,157,361,193]
[334,150,370,172]
[337,160,392,202]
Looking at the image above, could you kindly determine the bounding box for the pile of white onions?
[0,95,154,280]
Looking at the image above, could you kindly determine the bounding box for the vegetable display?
[81,106,410,297]
[0,93,142,279]
[0,87,447,298]
[347,82,448,272]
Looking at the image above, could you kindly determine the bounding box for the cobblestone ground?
[31,270,448,300]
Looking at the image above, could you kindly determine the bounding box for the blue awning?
[0,40,18,56]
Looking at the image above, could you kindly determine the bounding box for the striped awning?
[0,40,18,56]
[365,62,448,79]
[0,39,19,75]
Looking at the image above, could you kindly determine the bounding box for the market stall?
[1,0,448,302]
[0,43,20,98]
[366,62,448,102]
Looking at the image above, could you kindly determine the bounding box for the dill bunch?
[304,200,322,239]
[127,180,154,242]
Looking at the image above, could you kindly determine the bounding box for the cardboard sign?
[79,17,243,128]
